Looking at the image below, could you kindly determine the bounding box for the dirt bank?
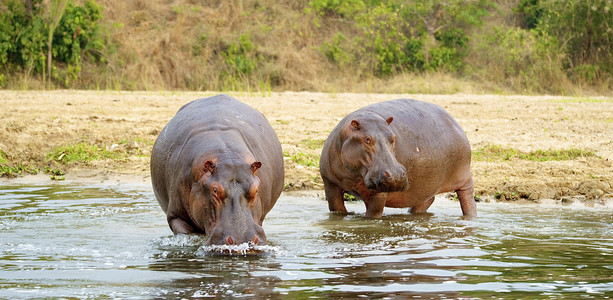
[1,90,612,205]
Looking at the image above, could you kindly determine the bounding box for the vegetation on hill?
[0,0,611,94]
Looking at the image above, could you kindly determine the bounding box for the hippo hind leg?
[409,197,435,214]
[456,179,477,217]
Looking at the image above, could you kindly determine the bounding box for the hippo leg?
[364,194,387,218]
[457,180,476,217]
[409,196,435,214]
[324,180,347,214]
[169,218,195,235]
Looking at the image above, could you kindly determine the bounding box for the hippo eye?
[364,136,372,145]
[212,187,218,196]
[248,186,258,202]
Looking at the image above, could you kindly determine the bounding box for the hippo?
[319,99,476,218]
[150,94,284,246]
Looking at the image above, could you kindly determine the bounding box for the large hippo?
[150,94,284,246]
[320,99,476,218]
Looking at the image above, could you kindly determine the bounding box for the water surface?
[1,184,612,298]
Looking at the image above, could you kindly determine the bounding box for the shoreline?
[2,171,612,209]
[1,90,612,205]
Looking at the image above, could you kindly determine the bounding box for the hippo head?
[341,115,408,193]
[188,156,266,246]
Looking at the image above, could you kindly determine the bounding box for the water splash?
[196,243,280,256]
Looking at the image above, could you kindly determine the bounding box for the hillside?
[1,0,611,94]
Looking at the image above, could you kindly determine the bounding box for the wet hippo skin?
[320,99,476,218]
[150,94,284,245]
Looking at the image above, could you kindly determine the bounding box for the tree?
[45,0,69,87]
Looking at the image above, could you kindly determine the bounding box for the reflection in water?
[0,185,612,298]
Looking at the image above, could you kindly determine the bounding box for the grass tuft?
[300,139,326,150]
[48,142,125,165]
[473,145,596,162]
[285,151,320,167]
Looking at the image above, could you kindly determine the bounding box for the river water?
[0,184,612,299]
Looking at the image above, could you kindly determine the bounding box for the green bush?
[221,33,260,77]
[514,0,612,86]
[308,0,365,18]
[515,0,542,29]
[321,33,352,66]
[52,1,105,85]
[0,0,106,86]
[311,0,492,76]
[470,25,567,92]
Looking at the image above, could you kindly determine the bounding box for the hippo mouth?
[365,177,409,193]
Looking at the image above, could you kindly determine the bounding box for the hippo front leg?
[364,193,387,218]
[324,179,347,214]
[169,217,196,234]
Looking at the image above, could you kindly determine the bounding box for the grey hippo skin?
[150,94,284,245]
[319,99,476,218]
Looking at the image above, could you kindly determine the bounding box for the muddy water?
[0,184,612,299]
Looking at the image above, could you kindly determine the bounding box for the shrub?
[0,0,106,86]
[311,0,493,76]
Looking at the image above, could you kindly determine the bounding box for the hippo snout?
[206,223,267,246]
[365,166,408,193]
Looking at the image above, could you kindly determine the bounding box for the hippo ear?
[203,160,216,174]
[350,120,361,131]
[194,160,216,182]
[250,161,262,174]
[386,116,394,125]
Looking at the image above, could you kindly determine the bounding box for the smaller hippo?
[150,94,284,246]
[320,99,476,218]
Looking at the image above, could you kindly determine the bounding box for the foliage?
[537,0,613,84]
[512,0,613,87]
[52,0,106,85]
[221,33,258,77]
[311,0,493,76]
[308,0,365,18]
[469,25,567,93]
[1,0,612,94]
[515,0,542,29]
[0,0,106,87]
[217,33,266,90]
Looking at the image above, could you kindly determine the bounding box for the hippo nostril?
[226,236,234,245]
[384,171,390,178]
[252,236,259,244]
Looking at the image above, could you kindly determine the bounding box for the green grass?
[48,142,125,165]
[285,151,320,167]
[0,149,7,164]
[44,167,65,181]
[473,144,596,162]
[0,165,39,177]
[300,138,326,150]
